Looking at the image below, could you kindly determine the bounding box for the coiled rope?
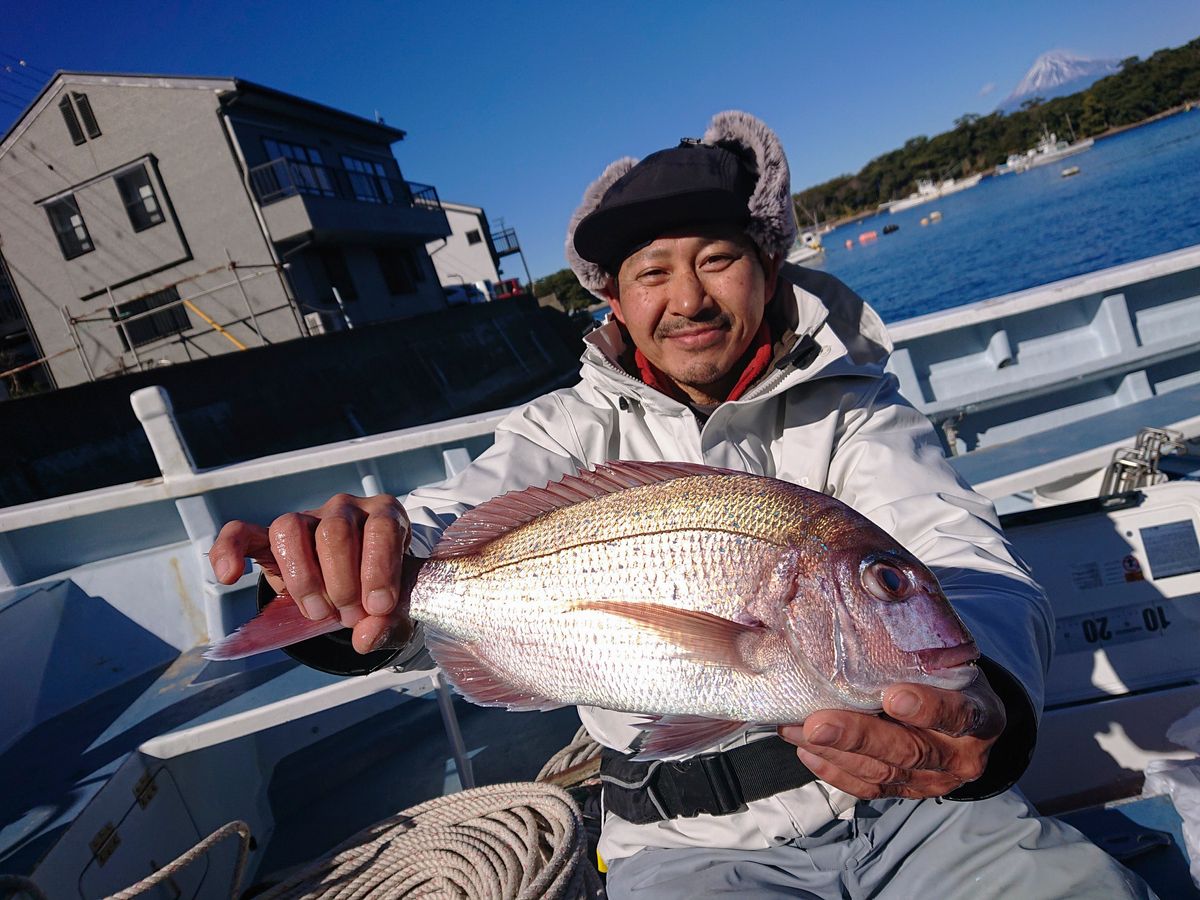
[4,732,607,900]
[258,781,601,899]
[537,726,603,783]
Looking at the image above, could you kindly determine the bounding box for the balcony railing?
[249,158,444,213]
[491,226,521,256]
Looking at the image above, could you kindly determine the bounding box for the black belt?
[600,736,816,824]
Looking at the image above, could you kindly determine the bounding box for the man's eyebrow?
[633,246,671,262]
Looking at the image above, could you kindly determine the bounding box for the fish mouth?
[916,642,980,674]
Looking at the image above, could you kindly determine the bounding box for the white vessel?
[888,173,984,213]
[3,245,1200,896]
[786,230,825,264]
[1003,126,1095,174]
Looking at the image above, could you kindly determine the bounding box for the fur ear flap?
[565,156,638,296]
[702,111,798,260]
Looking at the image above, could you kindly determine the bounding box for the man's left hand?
[777,672,1006,800]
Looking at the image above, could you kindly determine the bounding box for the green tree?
[532,268,595,312]
[1078,92,1108,134]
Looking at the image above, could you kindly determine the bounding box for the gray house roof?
[1,71,406,157]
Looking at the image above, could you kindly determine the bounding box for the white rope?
[12,733,607,900]
[259,781,602,899]
[537,726,603,783]
[103,820,252,899]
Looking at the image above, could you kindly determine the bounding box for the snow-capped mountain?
[999,50,1121,113]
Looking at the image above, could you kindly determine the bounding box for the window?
[74,93,101,138]
[465,229,482,245]
[263,138,333,196]
[59,97,85,145]
[45,196,94,259]
[341,155,394,204]
[115,166,165,231]
[375,247,424,295]
[58,92,101,145]
[111,286,190,349]
[317,248,358,301]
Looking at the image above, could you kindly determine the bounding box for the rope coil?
[259,781,601,899]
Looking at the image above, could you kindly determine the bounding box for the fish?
[206,460,979,759]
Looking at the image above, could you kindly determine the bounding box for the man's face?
[607,226,779,405]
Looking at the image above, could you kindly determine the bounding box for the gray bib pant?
[605,789,1157,899]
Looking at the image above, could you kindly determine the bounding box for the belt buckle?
[662,752,743,818]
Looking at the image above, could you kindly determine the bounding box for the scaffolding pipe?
[226,248,265,345]
[183,299,249,350]
[60,306,96,382]
[107,287,145,373]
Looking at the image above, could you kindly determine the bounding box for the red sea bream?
[208,461,979,758]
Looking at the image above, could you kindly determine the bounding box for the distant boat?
[1003,125,1094,174]
[787,230,825,264]
[887,173,983,214]
[1061,165,1081,178]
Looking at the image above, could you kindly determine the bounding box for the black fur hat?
[565,111,797,296]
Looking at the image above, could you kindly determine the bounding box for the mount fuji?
[999,50,1121,113]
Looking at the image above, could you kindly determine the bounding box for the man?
[210,111,1154,897]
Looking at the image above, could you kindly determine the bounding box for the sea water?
[817,109,1200,324]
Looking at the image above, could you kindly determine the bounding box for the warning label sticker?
[1070,557,1145,590]
[1140,520,1200,580]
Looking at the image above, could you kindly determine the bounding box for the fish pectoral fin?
[424,627,564,712]
[575,601,764,672]
[630,715,750,760]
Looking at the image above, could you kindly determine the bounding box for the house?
[0,72,453,391]
[426,201,533,303]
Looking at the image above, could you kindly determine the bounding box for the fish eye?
[863,560,912,601]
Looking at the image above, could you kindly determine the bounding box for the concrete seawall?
[2,298,583,507]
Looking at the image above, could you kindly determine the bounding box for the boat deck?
[0,641,581,880]
[950,380,1200,504]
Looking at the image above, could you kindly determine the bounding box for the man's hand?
[208,493,413,655]
[777,672,1006,800]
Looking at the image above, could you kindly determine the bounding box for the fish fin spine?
[630,715,750,760]
[425,626,564,712]
[432,460,743,559]
[575,600,764,672]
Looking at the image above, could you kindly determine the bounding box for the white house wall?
[428,204,501,289]
[0,76,301,387]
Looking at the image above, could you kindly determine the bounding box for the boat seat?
[948,382,1200,489]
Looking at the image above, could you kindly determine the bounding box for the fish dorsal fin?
[431,460,738,559]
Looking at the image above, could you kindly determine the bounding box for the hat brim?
[573,188,752,275]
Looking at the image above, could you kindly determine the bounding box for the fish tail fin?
[203,594,342,661]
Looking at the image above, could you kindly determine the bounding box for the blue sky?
[3,1,1199,280]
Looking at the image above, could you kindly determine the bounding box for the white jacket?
[403,264,1053,862]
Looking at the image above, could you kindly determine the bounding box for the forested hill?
[533,37,1200,311]
[795,36,1200,224]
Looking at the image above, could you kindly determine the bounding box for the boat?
[786,230,825,264]
[1004,125,1095,174]
[3,245,1200,896]
[887,173,983,214]
[1062,165,1082,177]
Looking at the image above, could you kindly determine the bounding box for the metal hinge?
[89,822,120,866]
[134,771,158,809]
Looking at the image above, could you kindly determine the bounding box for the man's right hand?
[208,493,413,655]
